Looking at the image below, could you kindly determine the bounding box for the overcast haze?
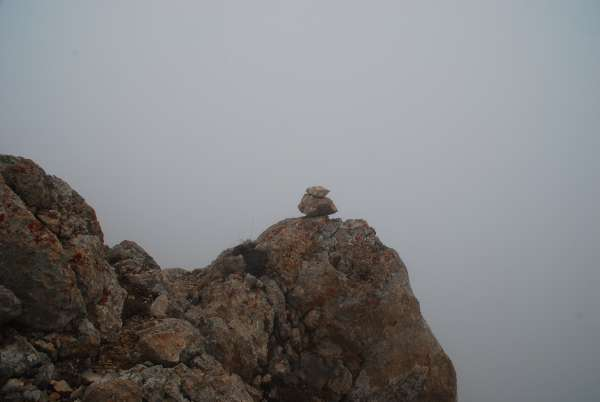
[1,1,599,401]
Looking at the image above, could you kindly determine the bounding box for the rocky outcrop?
[252,217,455,401]
[0,157,456,402]
[0,155,125,337]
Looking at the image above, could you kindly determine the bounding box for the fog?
[1,1,599,401]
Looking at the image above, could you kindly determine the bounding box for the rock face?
[0,155,126,336]
[253,217,456,401]
[0,155,456,402]
[136,318,200,365]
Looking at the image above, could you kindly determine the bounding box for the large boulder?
[0,155,125,336]
[108,240,167,319]
[253,216,457,402]
[136,318,201,365]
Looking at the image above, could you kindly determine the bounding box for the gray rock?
[107,240,161,272]
[298,193,337,217]
[254,217,456,401]
[34,363,55,387]
[0,155,126,336]
[21,387,43,401]
[0,337,45,382]
[183,274,274,382]
[100,362,257,402]
[306,185,330,198]
[149,294,169,318]
[0,172,85,330]
[0,156,456,402]
[1,378,25,394]
[80,370,104,385]
[244,273,258,289]
[108,240,166,319]
[83,379,142,402]
[0,285,22,324]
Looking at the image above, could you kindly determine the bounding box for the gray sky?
[1,1,599,401]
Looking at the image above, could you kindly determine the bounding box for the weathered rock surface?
[108,240,166,319]
[254,217,456,401]
[0,336,46,383]
[0,155,456,402]
[184,271,274,381]
[0,155,126,336]
[83,378,142,402]
[136,318,201,365]
[82,359,258,402]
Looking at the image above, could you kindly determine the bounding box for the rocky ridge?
[0,155,456,402]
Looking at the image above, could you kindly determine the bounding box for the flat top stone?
[306,186,330,198]
[298,193,337,217]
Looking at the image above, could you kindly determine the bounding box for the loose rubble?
[0,155,456,402]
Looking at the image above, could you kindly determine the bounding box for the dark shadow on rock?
[232,241,267,277]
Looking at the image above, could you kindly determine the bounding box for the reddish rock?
[254,217,457,401]
[184,273,274,381]
[0,172,84,330]
[51,379,72,394]
[149,294,169,318]
[137,318,200,365]
[0,155,125,336]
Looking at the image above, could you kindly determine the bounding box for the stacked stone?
[298,185,337,217]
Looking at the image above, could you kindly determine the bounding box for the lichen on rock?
[0,155,456,402]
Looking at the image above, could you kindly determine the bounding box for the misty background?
[1,1,599,401]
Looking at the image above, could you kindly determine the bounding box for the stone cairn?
[298,185,337,217]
